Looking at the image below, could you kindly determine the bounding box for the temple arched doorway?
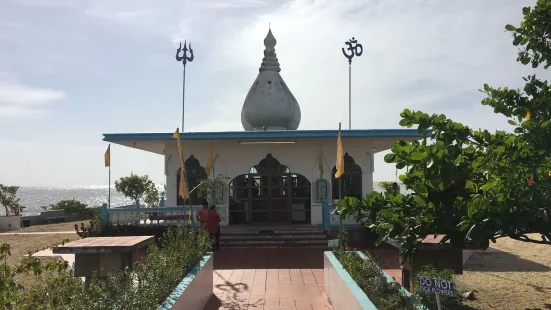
[331,152,363,200]
[229,154,311,224]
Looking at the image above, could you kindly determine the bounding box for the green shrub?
[12,226,210,310]
[333,249,415,310]
[42,199,99,215]
[413,265,463,310]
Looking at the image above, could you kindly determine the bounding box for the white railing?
[100,204,229,227]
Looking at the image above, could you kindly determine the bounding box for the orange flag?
[335,123,344,179]
[104,144,111,167]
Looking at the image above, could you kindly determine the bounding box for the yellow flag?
[205,142,214,176]
[317,145,324,179]
[335,123,344,179]
[179,167,189,200]
[173,128,189,200]
[104,144,111,167]
[526,111,531,120]
[173,128,185,164]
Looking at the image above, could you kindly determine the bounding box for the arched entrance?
[229,154,311,225]
[331,152,362,200]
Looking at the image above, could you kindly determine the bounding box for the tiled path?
[201,245,504,309]
[203,248,333,310]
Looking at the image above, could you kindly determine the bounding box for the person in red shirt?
[196,202,209,232]
[207,205,221,251]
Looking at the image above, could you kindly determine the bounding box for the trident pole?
[342,37,363,130]
[182,65,186,131]
[176,40,195,132]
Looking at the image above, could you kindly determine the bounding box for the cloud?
[1,0,549,186]
[0,74,66,119]
[183,0,545,133]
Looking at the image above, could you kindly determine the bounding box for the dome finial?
[260,28,280,72]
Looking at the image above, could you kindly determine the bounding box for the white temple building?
[103,30,422,229]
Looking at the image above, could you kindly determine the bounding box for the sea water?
[13,182,404,216]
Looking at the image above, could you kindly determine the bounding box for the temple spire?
[259,29,281,72]
[241,28,301,131]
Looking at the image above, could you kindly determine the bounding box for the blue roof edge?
[102,129,424,141]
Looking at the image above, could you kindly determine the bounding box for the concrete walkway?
[204,248,333,310]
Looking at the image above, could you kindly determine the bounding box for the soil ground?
[455,234,551,310]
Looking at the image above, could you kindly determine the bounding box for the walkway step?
[221,236,327,241]
[221,232,326,238]
[221,238,328,244]
[221,243,330,249]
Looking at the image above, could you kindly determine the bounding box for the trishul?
[342,37,363,64]
[176,40,194,66]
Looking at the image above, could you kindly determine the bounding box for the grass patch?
[0,234,80,266]
[14,221,82,233]
[0,234,81,290]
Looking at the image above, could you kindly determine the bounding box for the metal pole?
[182,65,186,132]
[108,166,111,208]
[338,177,343,248]
[348,63,351,130]
[435,293,442,310]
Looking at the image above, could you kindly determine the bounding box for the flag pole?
[105,144,111,209]
[338,177,343,248]
[108,165,111,208]
[342,37,363,130]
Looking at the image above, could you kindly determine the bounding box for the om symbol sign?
[342,37,363,64]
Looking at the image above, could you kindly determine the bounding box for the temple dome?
[241,29,301,131]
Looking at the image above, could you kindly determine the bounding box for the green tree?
[506,0,551,69]
[0,185,24,216]
[114,174,159,207]
[339,1,551,263]
[193,174,231,207]
[378,181,400,196]
[42,199,88,214]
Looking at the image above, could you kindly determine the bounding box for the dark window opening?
[331,152,362,200]
[176,154,208,206]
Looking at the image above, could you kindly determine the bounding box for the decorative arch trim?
[313,178,330,203]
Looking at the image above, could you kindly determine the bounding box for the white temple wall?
[164,137,395,225]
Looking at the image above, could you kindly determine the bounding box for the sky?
[0,0,549,187]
